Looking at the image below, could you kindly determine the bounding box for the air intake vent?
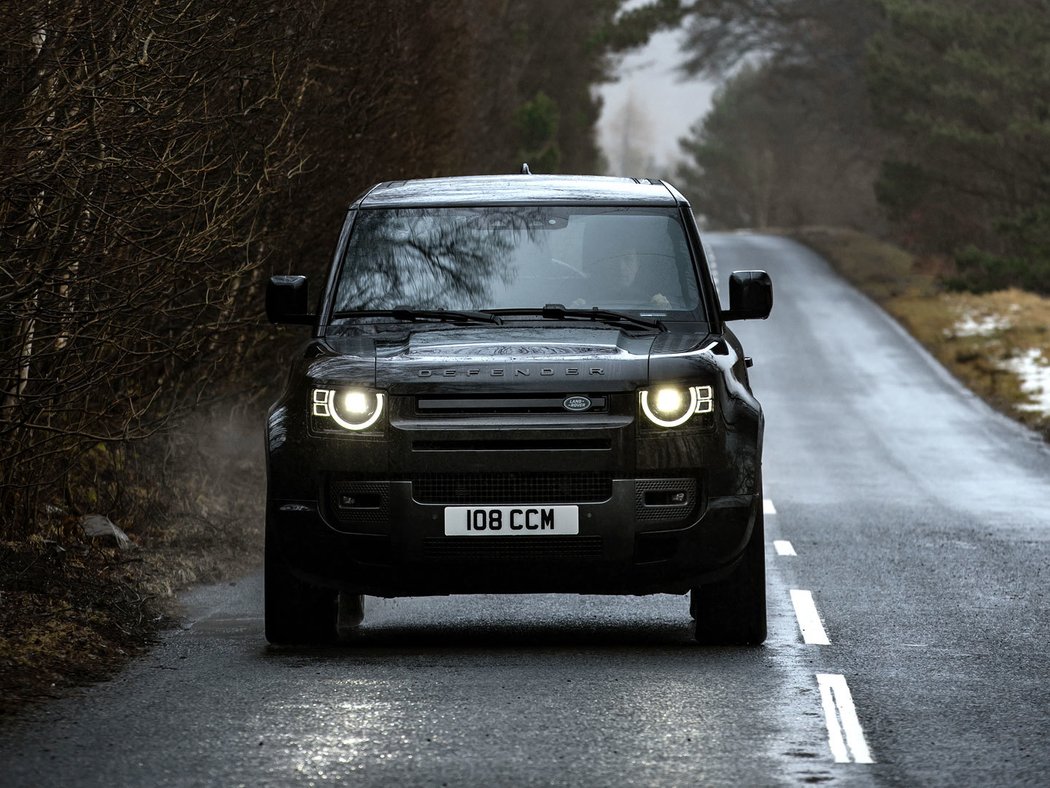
[422,535,603,560]
[413,472,612,504]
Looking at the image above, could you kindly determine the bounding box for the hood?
[373,326,655,393]
[306,326,718,393]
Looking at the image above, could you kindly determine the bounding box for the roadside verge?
[785,227,1049,442]
[0,412,264,718]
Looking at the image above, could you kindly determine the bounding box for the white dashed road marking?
[816,673,875,764]
[761,495,870,766]
[789,589,830,645]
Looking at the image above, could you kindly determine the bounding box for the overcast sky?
[596,27,717,180]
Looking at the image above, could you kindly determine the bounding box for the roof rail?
[520,163,531,174]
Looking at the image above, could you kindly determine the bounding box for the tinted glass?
[333,206,703,316]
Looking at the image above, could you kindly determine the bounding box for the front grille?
[412,472,612,504]
[413,438,610,451]
[416,395,608,415]
[422,535,604,560]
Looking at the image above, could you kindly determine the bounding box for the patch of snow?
[1001,348,1050,416]
[947,309,1012,338]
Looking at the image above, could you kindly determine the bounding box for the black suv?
[265,173,772,645]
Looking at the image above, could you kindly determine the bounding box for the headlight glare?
[653,387,686,416]
[343,390,370,415]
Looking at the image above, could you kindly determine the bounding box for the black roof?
[353,174,685,208]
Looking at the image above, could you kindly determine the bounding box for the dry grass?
[789,227,1050,440]
[0,538,169,715]
[896,289,1050,436]
[788,226,925,301]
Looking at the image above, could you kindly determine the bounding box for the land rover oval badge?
[563,395,592,412]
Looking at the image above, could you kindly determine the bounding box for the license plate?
[443,505,579,536]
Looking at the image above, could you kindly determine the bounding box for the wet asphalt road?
[2,233,1049,786]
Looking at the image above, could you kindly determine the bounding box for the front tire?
[337,591,365,632]
[691,505,767,645]
[264,515,338,645]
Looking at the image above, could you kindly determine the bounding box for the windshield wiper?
[331,307,503,325]
[487,304,666,332]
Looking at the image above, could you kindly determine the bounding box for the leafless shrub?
[0,0,625,540]
[0,1,315,536]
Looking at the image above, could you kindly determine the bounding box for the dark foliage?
[669,0,1048,295]
[868,0,1050,294]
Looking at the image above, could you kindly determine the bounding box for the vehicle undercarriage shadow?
[259,593,767,658]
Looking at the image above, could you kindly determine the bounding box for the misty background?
[598,26,715,178]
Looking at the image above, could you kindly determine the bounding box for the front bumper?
[268,481,758,596]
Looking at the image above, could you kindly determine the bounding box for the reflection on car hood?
[372,327,652,390]
[374,326,649,360]
[307,327,716,390]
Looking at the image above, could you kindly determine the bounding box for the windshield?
[331,206,704,320]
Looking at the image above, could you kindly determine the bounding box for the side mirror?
[722,270,773,321]
[266,275,314,325]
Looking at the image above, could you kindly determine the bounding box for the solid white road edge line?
[773,540,797,556]
[816,673,875,764]
[790,589,830,645]
[763,499,777,515]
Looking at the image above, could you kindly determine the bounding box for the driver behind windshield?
[574,248,674,310]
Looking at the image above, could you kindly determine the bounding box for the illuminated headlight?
[639,385,714,428]
[311,388,385,431]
